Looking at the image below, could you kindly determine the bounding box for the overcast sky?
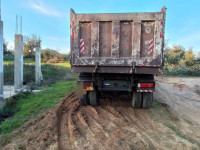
[2,0,200,54]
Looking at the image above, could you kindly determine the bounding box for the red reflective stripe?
[149,40,154,46]
[80,45,84,50]
[148,46,153,51]
[72,32,74,38]
[80,39,84,45]
[160,32,162,38]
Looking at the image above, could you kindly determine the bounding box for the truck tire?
[80,94,88,106]
[142,92,153,109]
[89,91,99,106]
[132,92,142,108]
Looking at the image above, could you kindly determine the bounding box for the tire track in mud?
[56,92,198,150]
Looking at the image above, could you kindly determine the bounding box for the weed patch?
[0,81,76,135]
[166,123,200,148]
[4,64,74,85]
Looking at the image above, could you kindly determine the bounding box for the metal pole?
[16,15,18,34]
[35,47,42,85]
[0,0,1,20]
[0,0,3,108]
[20,16,22,35]
[14,34,23,92]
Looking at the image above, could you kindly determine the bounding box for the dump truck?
[70,7,166,108]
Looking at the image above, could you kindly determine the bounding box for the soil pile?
[2,77,200,150]
[155,77,200,125]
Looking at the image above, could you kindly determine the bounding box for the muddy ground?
[1,77,200,150]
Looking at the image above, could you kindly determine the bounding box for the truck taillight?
[138,83,154,88]
[83,82,94,91]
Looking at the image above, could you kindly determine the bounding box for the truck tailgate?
[70,7,166,74]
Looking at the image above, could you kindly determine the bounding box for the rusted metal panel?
[119,21,132,57]
[71,66,162,74]
[70,7,166,74]
[111,21,120,58]
[132,21,141,64]
[91,21,99,57]
[99,22,112,57]
[141,21,155,57]
[80,22,91,57]
[76,12,164,22]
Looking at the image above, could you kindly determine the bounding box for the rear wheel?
[80,94,89,106]
[132,92,142,108]
[89,90,99,106]
[142,92,153,109]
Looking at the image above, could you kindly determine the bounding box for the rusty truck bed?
[70,7,166,74]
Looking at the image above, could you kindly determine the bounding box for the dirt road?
[2,77,200,150]
[155,76,200,125]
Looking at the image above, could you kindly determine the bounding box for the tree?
[65,52,70,61]
[184,48,195,66]
[41,49,70,63]
[197,52,200,59]
[3,39,8,55]
[164,45,185,65]
[3,39,14,60]
[23,34,41,58]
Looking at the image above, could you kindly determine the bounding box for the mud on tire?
[142,92,153,109]
[89,91,99,106]
[132,92,143,108]
[80,94,89,106]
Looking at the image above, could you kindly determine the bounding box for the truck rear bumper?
[71,66,162,74]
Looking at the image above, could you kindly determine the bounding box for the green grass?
[151,101,170,117]
[163,66,200,77]
[3,60,14,65]
[46,62,71,70]
[0,80,76,134]
[4,59,35,65]
[4,64,74,85]
[4,59,71,68]
[166,123,200,148]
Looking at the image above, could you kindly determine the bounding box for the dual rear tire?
[81,90,153,108]
[80,90,99,106]
[132,92,153,109]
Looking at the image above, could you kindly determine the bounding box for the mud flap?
[142,92,153,109]
[89,91,99,106]
[80,94,89,106]
[132,92,142,108]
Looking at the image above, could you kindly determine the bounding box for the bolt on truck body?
[70,7,166,108]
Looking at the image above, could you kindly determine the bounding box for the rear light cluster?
[137,83,155,93]
[138,83,154,88]
[83,82,94,91]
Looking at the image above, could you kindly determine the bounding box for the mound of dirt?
[155,77,200,125]
[2,90,200,150]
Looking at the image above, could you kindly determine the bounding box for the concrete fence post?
[35,47,43,85]
[0,20,4,109]
[14,34,23,92]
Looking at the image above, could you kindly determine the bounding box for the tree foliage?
[164,45,185,65]
[41,48,70,63]
[3,39,8,54]
[3,39,14,60]
[197,52,200,59]
[23,35,41,58]
[184,48,195,66]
